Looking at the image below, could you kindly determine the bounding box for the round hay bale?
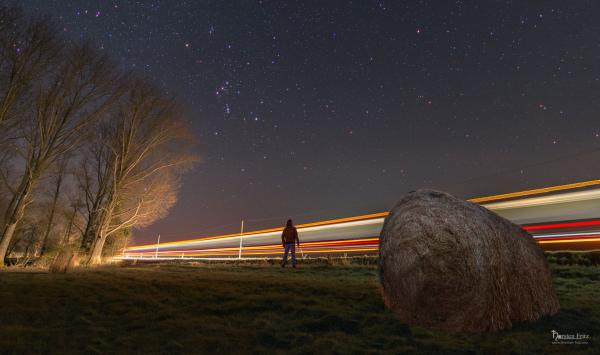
[379,189,559,332]
[49,250,78,273]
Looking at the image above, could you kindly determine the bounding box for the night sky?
[20,1,600,244]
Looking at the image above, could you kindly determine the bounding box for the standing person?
[281,219,300,268]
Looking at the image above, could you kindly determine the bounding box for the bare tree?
[0,5,197,266]
[0,7,60,225]
[81,81,197,264]
[39,156,69,256]
[0,5,59,133]
[61,198,84,248]
[0,44,123,265]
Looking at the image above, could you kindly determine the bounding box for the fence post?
[238,220,244,259]
[155,234,160,259]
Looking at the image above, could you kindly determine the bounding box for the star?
[24,0,600,245]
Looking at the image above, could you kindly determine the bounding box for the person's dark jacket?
[281,226,299,246]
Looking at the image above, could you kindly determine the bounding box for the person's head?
[286,219,293,227]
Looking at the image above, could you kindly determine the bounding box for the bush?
[545,251,600,266]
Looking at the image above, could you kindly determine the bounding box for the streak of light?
[117,256,282,261]
[481,189,600,210]
[131,246,380,258]
[523,219,600,231]
[532,231,600,239]
[124,229,600,259]
[468,179,600,203]
[134,241,379,256]
[537,237,600,244]
[129,218,384,251]
[127,179,600,254]
[126,237,380,257]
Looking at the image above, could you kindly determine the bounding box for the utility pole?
[238,220,244,259]
[155,234,160,259]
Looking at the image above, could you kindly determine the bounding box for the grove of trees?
[0,5,197,266]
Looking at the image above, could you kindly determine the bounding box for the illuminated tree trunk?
[0,173,35,266]
[86,200,114,265]
[80,212,100,251]
[0,223,17,265]
[87,231,107,265]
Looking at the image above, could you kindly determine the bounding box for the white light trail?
[482,188,600,210]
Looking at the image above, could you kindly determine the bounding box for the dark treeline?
[0,4,198,266]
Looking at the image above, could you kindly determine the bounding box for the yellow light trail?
[166,247,380,257]
[468,179,600,204]
[140,238,380,255]
[537,237,600,244]
[482,188,600,210]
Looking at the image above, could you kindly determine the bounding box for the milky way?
[20,1,600,243]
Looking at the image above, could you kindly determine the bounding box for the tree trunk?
[80,209,102,252]
[82,195,113,263]
[0,222,17,266]
[40,172,63,256]
[61,208,76,247]
[0,167,37,266]
[6,234,21,259]
[87,232,107,265]
[23,227,37,258]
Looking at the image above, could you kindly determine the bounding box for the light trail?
[532,231,600,239]
[481,189,600,210]
[128,237,380,258]
[124,179,600,259]
[537,237,600,244]
[468,179,600,203]
[523,220,600,231]
[128,215,385,251]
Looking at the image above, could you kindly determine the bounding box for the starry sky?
[20,1,600,244]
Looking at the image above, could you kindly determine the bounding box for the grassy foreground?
[0,261,599,354]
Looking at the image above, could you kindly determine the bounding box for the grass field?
[0,260,599,354]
